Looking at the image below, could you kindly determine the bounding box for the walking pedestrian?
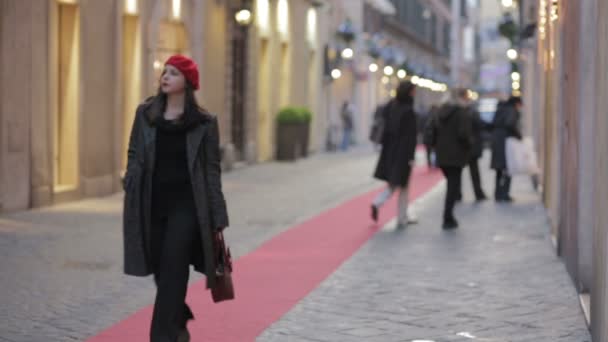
[430,89,474,229]
[456,104,488,202]
[123,54,230,342]
[341,101,354,151]
[491,96,523,202]
[371,81,419,228]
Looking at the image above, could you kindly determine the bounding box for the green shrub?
[277,107,312,124]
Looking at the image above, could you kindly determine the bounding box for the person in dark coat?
[431,89,474,229]
[422,106,439,168]
[341,101,354,150]
[123,55,229,342]
[491,96,522,202]
[456,106,488,201]
[371,81,418,228]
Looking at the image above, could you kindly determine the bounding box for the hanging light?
[507,48,518,60]
[511,72,521,81]
[331,69,342,80]
[397,69,407,79]
[381,76,389,84]
[369,63,379,73]
[341,48,354,59]
[125,0,138,15]
[383,66,394,76]
[235,8,253,26]
[172,0,181,20]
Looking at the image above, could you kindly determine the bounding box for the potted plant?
[297,107,312,157]
[276,107,312,161]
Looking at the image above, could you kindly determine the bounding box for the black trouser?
[150,201,198,342]
[440,166,463,223]
[495,169,512,200]
[456,158,485,200]
[425,144,434,167]
[468,158,485,199]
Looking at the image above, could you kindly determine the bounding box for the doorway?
[54,1,80,192]
[122,14,142,170]
[230,23,248,161]
[257,40,271,161]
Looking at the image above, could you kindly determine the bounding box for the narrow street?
[0,149,589,341]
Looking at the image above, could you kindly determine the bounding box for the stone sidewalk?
[258,159,591,342]
[0,147,384,342]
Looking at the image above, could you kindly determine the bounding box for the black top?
[152,116,195,217]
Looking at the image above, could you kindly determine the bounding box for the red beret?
[165,54,200,90]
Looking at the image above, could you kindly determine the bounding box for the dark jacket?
[490,105,522,170]
[123,101,229,289]
[433,104,474,167]
[373,99,418,187]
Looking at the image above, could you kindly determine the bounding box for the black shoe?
[496,196,513,203]
[476,193,488,202]
[371,205,378,223]
[442,219,459,230]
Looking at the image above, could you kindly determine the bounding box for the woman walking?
[123,55,229,342]
[491,96,523,202]
[432,89,473,229]
[371,81,419,228]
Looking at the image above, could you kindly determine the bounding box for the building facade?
[0,0,329,211]
[520,0,608,340]
[0,0,478,214]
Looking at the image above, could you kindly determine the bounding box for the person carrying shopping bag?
[123,54,231,342]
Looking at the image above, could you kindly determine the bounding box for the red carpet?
[87,166,443,342]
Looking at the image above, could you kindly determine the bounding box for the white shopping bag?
[506,137,540,176]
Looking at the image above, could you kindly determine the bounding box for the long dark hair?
[145,80,211,126]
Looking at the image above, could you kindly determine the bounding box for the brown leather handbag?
[211,232,235,303]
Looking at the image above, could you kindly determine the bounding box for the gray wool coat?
[122,101,229,289]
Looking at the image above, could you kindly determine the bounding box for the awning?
[365,0,396,16]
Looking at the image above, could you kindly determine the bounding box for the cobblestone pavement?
[258,157,591,342]
[0,147,384,342]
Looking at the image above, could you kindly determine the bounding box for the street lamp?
[507,48,518,60]
[234,0,254,26]
[397,69,407,79]
[341,48,354,59]
[369,63,379,73]
[383,66,394,76]
[511,71,521,81]
[235,9,253,25]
